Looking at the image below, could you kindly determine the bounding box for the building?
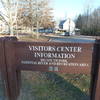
[59,18,75,35]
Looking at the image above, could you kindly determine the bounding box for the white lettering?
[29,46,82,53]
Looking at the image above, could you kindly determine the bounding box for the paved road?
[49,36,95,43]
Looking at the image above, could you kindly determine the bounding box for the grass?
[60,74,91,94]
[18,34,49,42]
[18,71,90,100]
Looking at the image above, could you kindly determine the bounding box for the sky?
[51,0,100,20]
[0,0,100,21]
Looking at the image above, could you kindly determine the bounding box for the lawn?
[18,71,90,100]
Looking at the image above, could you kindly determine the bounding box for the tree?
[0,0,54,36]
[76,6,100,36]
[0,0,19,35]
[17,0,54,36]
[75,14,82,29]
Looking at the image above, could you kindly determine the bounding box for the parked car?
[60,32,70,36]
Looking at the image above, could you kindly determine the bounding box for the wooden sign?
[0,36,100,100]
[8,41,94,74]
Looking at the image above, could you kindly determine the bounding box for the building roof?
[59,20,66,29]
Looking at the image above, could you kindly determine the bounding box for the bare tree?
[17,0,54,38]
[0,0,54,36]
[0,0,19,35]
[76,6,100,36]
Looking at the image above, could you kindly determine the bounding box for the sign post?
[4,37,21,100]
[0,37,21,100]
[91,40,100,100]
[0,37,10,100]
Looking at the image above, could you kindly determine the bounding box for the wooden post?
[4,37,20,100]
[0,37,10,100]
[91,39,100,100]
[93,39,100,100]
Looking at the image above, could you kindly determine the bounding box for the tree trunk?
[10,25,14,36]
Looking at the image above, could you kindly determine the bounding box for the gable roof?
[59,20,66,29]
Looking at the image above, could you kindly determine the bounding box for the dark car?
[64,32,70,36]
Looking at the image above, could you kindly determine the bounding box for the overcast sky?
[51,0,100,20]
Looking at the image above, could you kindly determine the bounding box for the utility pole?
[68,18,71,35]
